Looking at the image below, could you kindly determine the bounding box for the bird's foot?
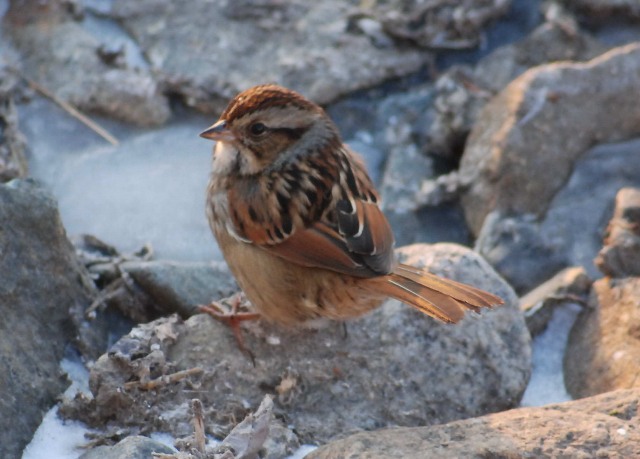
[199,293,260,365]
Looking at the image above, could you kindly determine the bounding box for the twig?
[124,367,203,390]
[191,399,207,454]
[22,74,119,146]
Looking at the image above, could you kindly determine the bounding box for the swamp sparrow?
[200,84,502,330]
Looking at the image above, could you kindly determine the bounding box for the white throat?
[212,141,239,176]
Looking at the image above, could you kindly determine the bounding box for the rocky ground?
[2,0,640,458]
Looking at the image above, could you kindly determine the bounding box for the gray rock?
[380,141,436,245]
[519,266,592,337]
[79,436,175,459]
[108,0,437,112]
[537,139,640,278]
[120,261,237,318]
[595,187,640,278]
[60,243,530,446]
[261,419,300,459]
[175,395,294,459]
[564,276,640,399]
[4,1,170,126]
[74,235,236,323]
[216,396,273,459]
[0,57,27,183]
[459,44,640,291]
[0,179,96,459]
[328,25,606,248]
[561,0,640,21]
[478,137,640,292]
[373,87,472,246]
[307,388,640,458]
[0,98,27,183]
[373,0,510,49]
[460,42,640,235]
[351,24,607,250]
[428,22,606,161]
[473,212,569,293]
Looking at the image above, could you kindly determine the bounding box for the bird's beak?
[200,120,235,142]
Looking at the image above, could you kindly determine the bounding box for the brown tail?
[365,263,504,323]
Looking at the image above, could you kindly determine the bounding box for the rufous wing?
[260,198,395,278]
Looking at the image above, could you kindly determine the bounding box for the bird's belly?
[214,229,384,326]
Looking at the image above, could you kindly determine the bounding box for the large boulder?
[3,0,170,127]
[108,0,508,112]
[308,388,640,458]
[461,42,640,235]
[61,243,530,446]
[459,43,640,291]
[0,179,96,458]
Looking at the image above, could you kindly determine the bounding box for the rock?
[0,57,28,182]
[519,266,592,337]
[261,419,301,459]
[595,187,640,278]
[329,24,604,248]
[561,0,640,22]
[380,136,436,245]
[61,243,530,446]
[480,137,640,292]
[0,179,96,459]
[3,1,170,126]
[564,277,640,399]
[0,97,28,182]
[473,212,569,293]
[120,260,237,318]
[363,87,471,247]
[365,23,607,250]
[186,395,295,459]
[73,234,236,323]
[427,22,606,160]
[307,388,640,458]
[372,0,510,49]
[108,0,439,113]
[460,43,640,290]
[79,436,175,459]
[215,396,273,459]
[460,42,640,234]
[86,258,237,323]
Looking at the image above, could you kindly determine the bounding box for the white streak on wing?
[227,222,252,244]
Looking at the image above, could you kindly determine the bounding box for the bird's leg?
[199,293,260,364]
[341,321,349,339]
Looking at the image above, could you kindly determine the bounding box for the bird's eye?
[249,122,267,136]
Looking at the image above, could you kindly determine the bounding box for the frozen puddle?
[21,97,219,262]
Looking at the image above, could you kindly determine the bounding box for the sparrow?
[199,84,502,333]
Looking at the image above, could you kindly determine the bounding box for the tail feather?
[367,263,504,323]
[395,264,502,311]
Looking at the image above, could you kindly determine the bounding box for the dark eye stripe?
[272,127,307,140]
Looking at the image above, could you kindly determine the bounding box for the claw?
[199,293,260,365]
